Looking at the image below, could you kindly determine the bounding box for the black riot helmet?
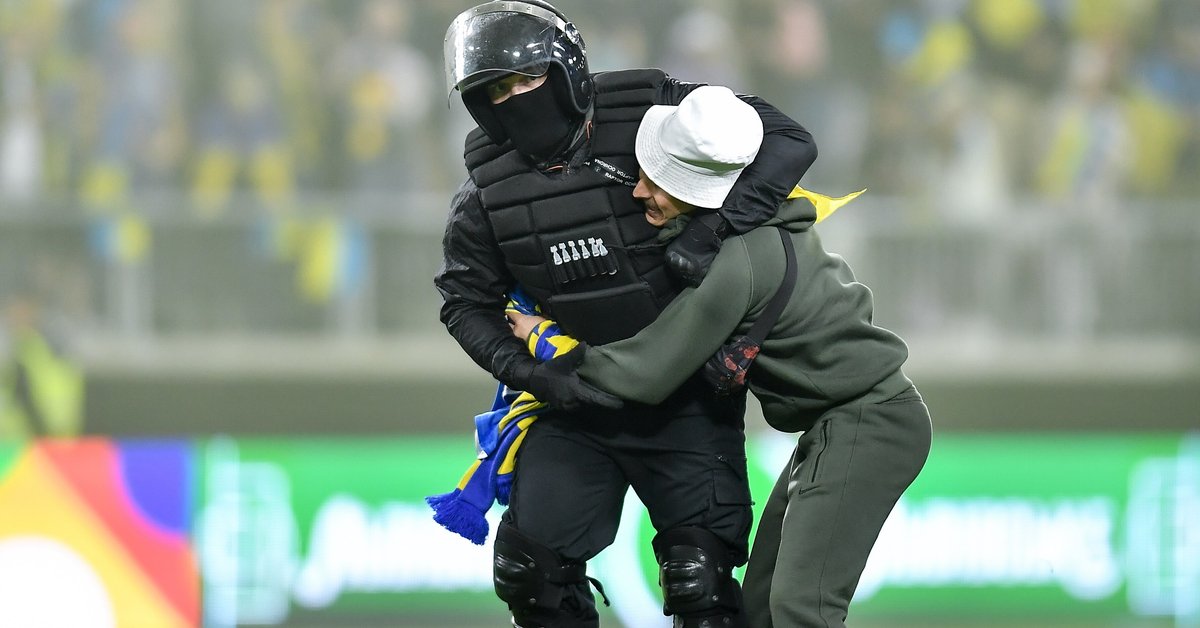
[444,1,593,147]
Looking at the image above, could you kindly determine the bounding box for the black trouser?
[742,387,932,628]
[501,383,751,626]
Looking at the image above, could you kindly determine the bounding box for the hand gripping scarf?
[426,286,577,545]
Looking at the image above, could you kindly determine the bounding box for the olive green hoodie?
[577,197,912,432]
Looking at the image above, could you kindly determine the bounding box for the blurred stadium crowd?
[1,0,1197,204]
[0,0,1197,346]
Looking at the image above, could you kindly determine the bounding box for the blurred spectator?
[1035,41,1131,204]
[1125,4,1200,197]
[966,0,1062,192]
[80,0,186,209]
[190,58,293,215]
[747,0,871,188]
[922,76,1011,225]
[259,0,330,189]
[40,21,91,198]
[325,0,437,201]
[1033,39,1132,339]
[920,76,1015,336]
[659,5,747,91]
[0,290,84,439]
[860,73,921,195]
[0,35,43,203]
[0,0,82,201]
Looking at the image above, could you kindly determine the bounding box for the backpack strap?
[744,227,797,345]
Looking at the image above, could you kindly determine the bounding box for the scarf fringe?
[426,490,490,546]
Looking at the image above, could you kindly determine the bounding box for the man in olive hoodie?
[509,86,932,628]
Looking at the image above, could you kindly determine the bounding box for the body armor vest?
[464,69,679,345]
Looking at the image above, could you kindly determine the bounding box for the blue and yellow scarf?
[426,287,576,545]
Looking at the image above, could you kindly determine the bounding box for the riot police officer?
[436,2,818,626]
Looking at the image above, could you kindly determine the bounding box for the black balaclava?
[491,69,583,164]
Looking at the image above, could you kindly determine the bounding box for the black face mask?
[491,75,581,163]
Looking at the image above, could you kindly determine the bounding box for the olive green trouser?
[743,388,932,628]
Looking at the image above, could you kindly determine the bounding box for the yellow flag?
[115,214,151,264]
[787,186,866,224]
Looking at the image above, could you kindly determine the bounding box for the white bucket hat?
[635,85,764,209]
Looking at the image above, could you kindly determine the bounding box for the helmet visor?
[444,6,566,98]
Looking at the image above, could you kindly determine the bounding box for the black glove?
[665,211,730,287]
[524,345,624,412]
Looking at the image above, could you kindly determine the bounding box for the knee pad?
[653,526,746,627]
[493,522,589,615]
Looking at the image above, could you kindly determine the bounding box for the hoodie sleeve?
[723,94,817,234]
[577,235,756,404]
[656,76,818,236]
[434,179,539,390]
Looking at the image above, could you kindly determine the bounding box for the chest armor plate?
[465,70,679,344]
